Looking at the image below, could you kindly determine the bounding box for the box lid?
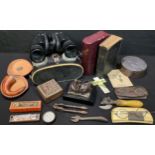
[7,59,33,76]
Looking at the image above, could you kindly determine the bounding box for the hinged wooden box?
[37,79,63,103]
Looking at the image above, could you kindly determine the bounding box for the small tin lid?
[121,56,147,72]
[121,56,147,78]
[42,111,56,124]
[7,59,33,76]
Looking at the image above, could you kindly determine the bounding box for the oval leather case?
[1,59,33,98]
[7,59,33,76]
[31,63,84,85]
[1,75,28,98]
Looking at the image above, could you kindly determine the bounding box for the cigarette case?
[9,113,40,123]
[9,101,42,113]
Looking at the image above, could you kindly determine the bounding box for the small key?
[70,115,108,123]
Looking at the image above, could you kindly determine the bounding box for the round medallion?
[42,111,56,124]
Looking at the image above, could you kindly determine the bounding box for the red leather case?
[81,31,110,75]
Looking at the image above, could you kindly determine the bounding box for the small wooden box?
[9,101,42,113]
[37,79,63,103]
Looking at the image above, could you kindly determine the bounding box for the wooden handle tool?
[101,97,143,108]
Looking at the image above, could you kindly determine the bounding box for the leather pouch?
[115,86,148,99]
[1,59,33,98]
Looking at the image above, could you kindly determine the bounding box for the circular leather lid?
[7,59,33,76]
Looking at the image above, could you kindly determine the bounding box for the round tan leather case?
[1,59,33,98]
[1,75,28,98]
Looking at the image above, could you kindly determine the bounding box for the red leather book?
[81,31,110,75]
